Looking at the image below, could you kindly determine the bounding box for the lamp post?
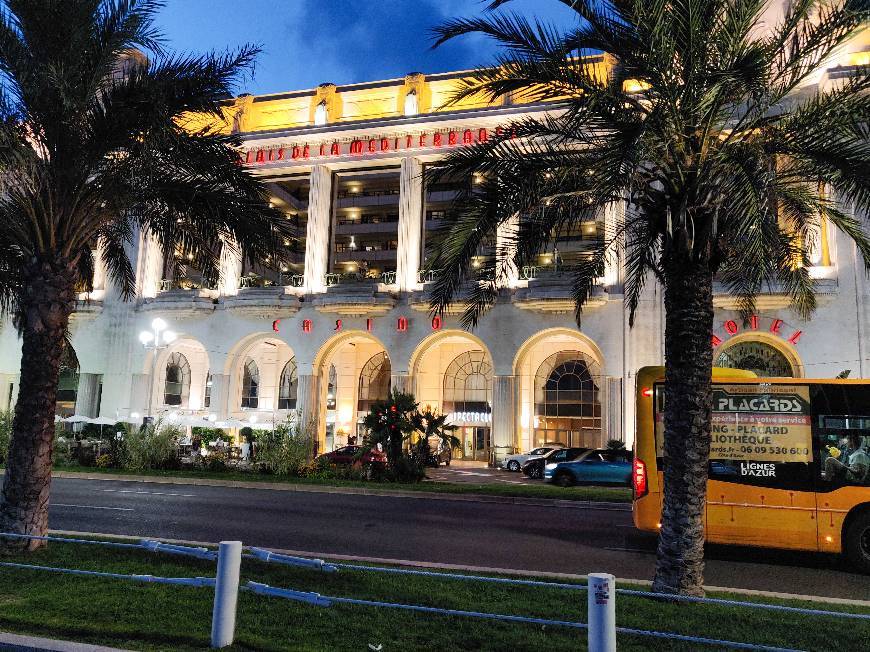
[139,317,176,422]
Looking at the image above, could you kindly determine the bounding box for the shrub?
[95,454,112,469]
[256,419,314,476]
[121,420,182,471]
[192,427,231,443]
[0,409,11,464]
[52,424,74,466]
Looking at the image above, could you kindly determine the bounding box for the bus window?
[812,384,870,487]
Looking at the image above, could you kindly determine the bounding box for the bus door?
[705,382,818,550]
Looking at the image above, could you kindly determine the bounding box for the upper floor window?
[404,90,418,117]
[278,358,298,410]
[314,100,328,126]
[164,352,190,406]
[241,358,259,409]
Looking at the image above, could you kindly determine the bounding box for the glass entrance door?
[458,426,490,461]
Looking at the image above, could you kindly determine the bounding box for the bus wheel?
[844,511,870,574]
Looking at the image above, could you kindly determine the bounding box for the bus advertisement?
[633,366,870,573]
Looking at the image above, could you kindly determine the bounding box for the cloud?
[283,0,486,88]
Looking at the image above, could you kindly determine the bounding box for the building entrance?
[456,426,490,462]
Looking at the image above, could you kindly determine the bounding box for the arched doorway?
[533,351,602,448]
[313,332,389,450]
[715,338,799,377]
[155,338,210,414]
[409,330,494,462]
[226,336,296,425]
[514,329,607,451]
[443,351,493,461]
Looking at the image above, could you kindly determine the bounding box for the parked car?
[500,444,565,472]
[521,447,588,479]
[545,449,633,487]
[317,445,386,467]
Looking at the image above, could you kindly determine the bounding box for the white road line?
[100,489,195,497]
[52,503,134,511]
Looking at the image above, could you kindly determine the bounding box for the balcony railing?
[239,273,305,289]
[159,278,214,292]
[324,271,396,287]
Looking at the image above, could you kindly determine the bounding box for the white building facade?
[1,40,869,464]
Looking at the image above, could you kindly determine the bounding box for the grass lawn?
[0,538,866,651]
[49,464,634,503]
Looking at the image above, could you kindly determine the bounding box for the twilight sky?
[154,0,579,95]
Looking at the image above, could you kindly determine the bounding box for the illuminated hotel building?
[1,27,869,463]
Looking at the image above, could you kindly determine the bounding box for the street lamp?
[139,317,176,420]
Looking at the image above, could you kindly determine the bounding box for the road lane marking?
[52,503,133,511]
[100,489,195,497]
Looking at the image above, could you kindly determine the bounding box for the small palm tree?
[362,390,422,472]
[429,0,870,594]
[415,408,460,460]
[0,0,291,549]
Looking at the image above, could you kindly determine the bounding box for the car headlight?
[545,463,557,470]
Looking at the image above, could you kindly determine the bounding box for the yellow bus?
[632,366,870,573]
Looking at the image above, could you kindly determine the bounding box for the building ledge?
[220,287,302,317]
[713,278,838,310]
[138,289,217,317]
[70,298,103,321]
[512,277,606,314]
[312,281,396,316]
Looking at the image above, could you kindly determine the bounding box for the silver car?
[500,445,565,472]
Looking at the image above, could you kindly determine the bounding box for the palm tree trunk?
[0,260,76,551]
[652,258,714,596]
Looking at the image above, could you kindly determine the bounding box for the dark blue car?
[545,449,633,487]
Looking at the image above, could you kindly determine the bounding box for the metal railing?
[2,531,867,651]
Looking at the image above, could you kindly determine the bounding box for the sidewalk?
[0,631,129,652]
[51,470,631,510]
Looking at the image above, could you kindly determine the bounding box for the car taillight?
[633,458,648,498]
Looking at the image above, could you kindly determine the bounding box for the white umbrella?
[64,415,92,424]
[91,416,117,425]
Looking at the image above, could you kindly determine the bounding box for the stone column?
[296,373,320,445]
[496,214,520,287]
[0,373,17,411]
[134,229,164,298]
[128,373,151,418]
[397,157,423,290]
[602,200,624,288]
[304,166,333,294]
[75,373,102,417]
[218,241,243,297]
[491,375,516,465]
[208,373,231,420]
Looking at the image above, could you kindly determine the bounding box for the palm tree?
[0,0,291,549]
[428,0,870,595]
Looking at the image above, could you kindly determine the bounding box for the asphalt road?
[45,476,870,601]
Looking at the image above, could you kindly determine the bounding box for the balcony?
[713,273,838,310]
[313,272,396,316]
[138,279,218,317]
[410,271,494,315]
[512,266,607,314]
[71,291,105,322]
[221,286,302,317]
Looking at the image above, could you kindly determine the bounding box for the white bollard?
[211,541,242,648]
[587,572,616,652]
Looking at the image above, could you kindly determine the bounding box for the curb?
[50,471,631,511]
[49,529,870,609]
[0,631,130,652]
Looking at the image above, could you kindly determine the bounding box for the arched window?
[163,352,191,406]
[716,340,795,377]
[534,351,602,447]
[203,372,212,408]
[314,100,328,126]
[278,358,298,410]
[241,358,259,409]
[404,90,418,116]
[442,351,492,414]
[358,352,391,414]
